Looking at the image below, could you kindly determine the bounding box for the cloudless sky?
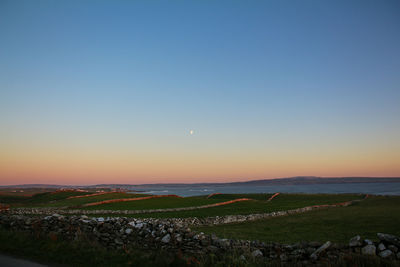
[1,0,399,185]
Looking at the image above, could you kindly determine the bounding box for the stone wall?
[0,214,399,264]
[6,198,360,226]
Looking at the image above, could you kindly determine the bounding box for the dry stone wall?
[6,198,361,226]
[0,214,399,264]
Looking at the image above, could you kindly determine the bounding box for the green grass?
[81,196,223,210]
[0,227,189,267]
[46,192,148,207]
[11,191,96,207]
[207,193,274,201]
[116,193,362,218]
[0,194,30,204]
[194,195,400,244]
[13,192,148,208]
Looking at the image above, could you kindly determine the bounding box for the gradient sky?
[1,0,400,185]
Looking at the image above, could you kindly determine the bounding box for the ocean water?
[129,182,400,197]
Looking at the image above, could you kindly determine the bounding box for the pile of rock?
[0,214,399,264]
[349,234,400,259]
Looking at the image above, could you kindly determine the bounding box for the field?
[98,193,363,218]
[1,189,400,266]
[195,195,400,243]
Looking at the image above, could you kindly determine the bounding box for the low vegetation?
[194,195,400,243]
[120,193,363,218]
[81,196,224,210]
[0,227,397,267]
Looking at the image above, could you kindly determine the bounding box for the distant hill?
[2,176,399,189]
[227,176,400,186]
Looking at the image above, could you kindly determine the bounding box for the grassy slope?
[11,191,95,207]
[0,194,30,204]
[45,193,148,207]
[4,191,147,208]
[194,195,400,244]
[208,193,274,201]
[120,193,362,218]
[81,196,223,210]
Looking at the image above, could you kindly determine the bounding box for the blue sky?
[0,1,399,184]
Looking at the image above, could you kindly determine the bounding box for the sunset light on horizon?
[1,1,400,186]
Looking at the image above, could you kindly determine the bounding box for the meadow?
[1,189,400,266]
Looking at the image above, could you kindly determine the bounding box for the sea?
[129,182,400,197]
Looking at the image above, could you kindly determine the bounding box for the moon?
[189,130,194,135]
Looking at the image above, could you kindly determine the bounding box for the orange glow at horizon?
[1,142,399,185]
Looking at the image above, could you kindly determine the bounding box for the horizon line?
[1,176,400,187]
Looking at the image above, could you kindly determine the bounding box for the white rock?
[311,241,332,260]
[361,245,376,256]
[379,249,393,258]
[134,223,143,229]
[128,221,136,227]
[161,234,171,243]
[125,228,132,234]
[349,235,362,247]
[364,239,373,245]
[252,249,263,257]
[97,217,104,222]
[378,243,386,251]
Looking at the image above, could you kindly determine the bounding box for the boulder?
[349,235,362,247]
[161,234,171,243]
[125,228,132,235]
[377,233,400,247]
[252,249,263,257]
[310,241,332,260]
[378,249,393,258]
[378,243,386,251]
[361,245,376,256]
[364,239,373,245]
[134,223,143,229]
[388,245,398,253]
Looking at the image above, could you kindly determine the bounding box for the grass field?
[8,191,95,207]
[115,193,363,218]
[1,190,400,265]
[81,196,224,210]
[41,192,149,207]
[194,195,400,244]
[207,193,274,201]
[5,192,149,208]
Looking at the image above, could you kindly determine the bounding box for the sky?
[0,0,400,185]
